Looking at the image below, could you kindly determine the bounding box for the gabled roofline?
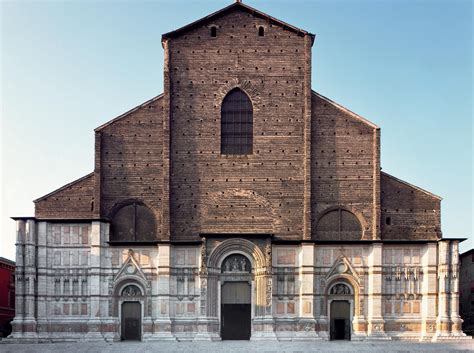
[312,91,380,129]
[460,248,474,258]
[161,1,315,45]
[33,172,94,203]
[94,93,164,132]
[381,171,442,201]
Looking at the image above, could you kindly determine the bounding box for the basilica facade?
[9,1,468,342]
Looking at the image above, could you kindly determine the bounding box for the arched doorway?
[220,254,252,340]
[120,284,142,341]
[329,283,353,340]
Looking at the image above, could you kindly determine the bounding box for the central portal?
[220,254,252,340]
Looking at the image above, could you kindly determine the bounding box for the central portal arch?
[220,254,252,340]
[205,238,271,341]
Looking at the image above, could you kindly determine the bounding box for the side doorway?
[121,301,141,340]
[330,300,351,340]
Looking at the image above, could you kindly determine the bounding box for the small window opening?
[258,26,264,37]
[386,217,391,226]
[211,26,217,37]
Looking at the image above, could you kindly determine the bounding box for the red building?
[0,257,15,338]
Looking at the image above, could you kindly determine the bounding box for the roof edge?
[33,172,95,203]
[94,93,164,132]
[381,171,442,201]
[460,248,474,257]
[0,257,15,266]
[312,91,380,129]
[161,2,315,45]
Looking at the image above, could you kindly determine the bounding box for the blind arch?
[316,208,362,240]
[110,202,157,242]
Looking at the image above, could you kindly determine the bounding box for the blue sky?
[1,0,472,260]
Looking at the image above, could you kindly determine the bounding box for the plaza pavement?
[0,340,473,353]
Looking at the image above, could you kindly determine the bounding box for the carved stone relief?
[121,284,141,297]
[221,254,251,273]
[330,283,351,295]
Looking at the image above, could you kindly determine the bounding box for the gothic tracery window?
[221,88,253,155]
[110,202,157,242]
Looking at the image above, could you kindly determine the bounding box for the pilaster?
[367,243,389,339]
[9,220,26,339]
[148,244,175,340]
[294,243,320,340]
[22,219,38,339]
[85,221,104,340]
[36,222,49,339]
[434,240,451,340]
[420,243,437,340]
[448,241,468,338]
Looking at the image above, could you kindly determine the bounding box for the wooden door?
[121,302,141,340]
[221,282,251,340]
[330,300,351,340]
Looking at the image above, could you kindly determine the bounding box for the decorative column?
[367,243,389,339]
[195,237,219,341]
[22,219,38,340]
[9,219,26,339]
[251,238,276,341]
[150,244,175,340]
[295,243,320,340]
[421,243,437,340]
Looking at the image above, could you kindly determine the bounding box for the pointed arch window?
[221,88,253,155]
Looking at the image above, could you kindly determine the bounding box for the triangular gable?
[161,1,315,44]
[114,249,149,286]
[94,93,163,132]
[381,171,442,201]
[313,91,379,129]
[325,255,360,284]
[33,172,94,203]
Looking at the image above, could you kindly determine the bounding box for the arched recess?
[112,277,148,317]
[323,273,367,340]
[204,238,271,327]
[326,281,354,340]
[109,200,158,242]
[221,88,253,155]
[325,275,361,317]
[315,206,365,240]
[207,238,266,272]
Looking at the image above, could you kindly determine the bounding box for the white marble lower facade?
[8,220,469,342]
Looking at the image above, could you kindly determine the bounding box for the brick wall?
[35,173,95,219]
[34,6,440,243]
[311,93,379,240]
[166,8,311,241]
[380,172,441,240]
[97,96,164,239]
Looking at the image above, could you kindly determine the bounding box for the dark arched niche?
[316,208,362,240]
[110,202,157,242]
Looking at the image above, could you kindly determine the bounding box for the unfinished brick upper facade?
[11,1,467,343]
